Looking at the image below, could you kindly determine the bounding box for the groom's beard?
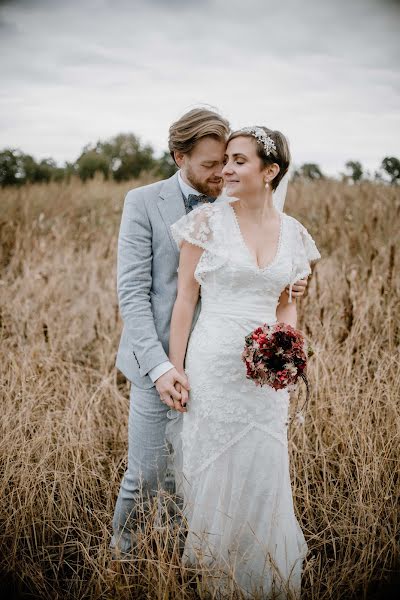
[185,165,223,198]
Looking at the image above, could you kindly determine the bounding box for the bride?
[166,126,321,598]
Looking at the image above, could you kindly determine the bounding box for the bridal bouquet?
[241,323,313,421]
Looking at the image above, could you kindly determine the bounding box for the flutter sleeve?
[171,203,216,251]
[288,219,321,303]
[170,203,228,286]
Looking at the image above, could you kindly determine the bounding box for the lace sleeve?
[170,203,228,286]
[171,204,216,251]
[297,222,321,263]
[288,219,321,303]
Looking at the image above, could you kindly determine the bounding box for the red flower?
[241,323,311,401]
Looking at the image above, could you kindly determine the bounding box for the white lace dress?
[166,201,321,599]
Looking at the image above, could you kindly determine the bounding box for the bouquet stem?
[289,373,310,427]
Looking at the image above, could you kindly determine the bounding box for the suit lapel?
[157,172,186,257]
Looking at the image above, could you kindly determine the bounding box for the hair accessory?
[240,127,277,156]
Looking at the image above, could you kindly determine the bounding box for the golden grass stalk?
[0,176,399,598]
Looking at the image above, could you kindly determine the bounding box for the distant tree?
[95,133,156,181]
[0,149,66,185]
[154,151,178,179]
[37,158,60,183]
[63,161,77,182]
[293,163,324,181]
[19,154,36,182]
[380,156,400,185]
[0,149,23,186]
[22,155,58,183]
[52,165,67,182]
[344,160,363,183]
[76,150,109,182]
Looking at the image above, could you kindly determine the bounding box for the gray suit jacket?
[116,172,198,389]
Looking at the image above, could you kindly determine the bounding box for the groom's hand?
[155,368,189,413]
[285,277,308,298]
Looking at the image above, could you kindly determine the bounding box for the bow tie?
[185,193,216,212]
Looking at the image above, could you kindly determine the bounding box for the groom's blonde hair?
[168,108,230,163]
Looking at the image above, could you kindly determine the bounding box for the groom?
[111,107,308,555]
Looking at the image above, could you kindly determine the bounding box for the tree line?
[0,134,177,187]
[292,159,399,185]
[0,133,399,187]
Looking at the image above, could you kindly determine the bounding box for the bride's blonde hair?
[228,127,291,191]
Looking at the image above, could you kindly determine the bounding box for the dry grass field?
[0,176,399,600]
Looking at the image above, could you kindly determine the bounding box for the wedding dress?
[166,200,320,598]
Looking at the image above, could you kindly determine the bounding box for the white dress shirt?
[148,171,201,383]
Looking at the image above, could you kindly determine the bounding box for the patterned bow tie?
[185,193,216,213]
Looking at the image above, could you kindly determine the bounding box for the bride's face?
[222,136,267,197]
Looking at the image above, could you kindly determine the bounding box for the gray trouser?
[110,381,180,553]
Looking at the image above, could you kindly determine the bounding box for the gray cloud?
[0,15,18,35]
[0,0,398,173]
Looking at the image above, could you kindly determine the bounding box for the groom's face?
[178,136,225,197]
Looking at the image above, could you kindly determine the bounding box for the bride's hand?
[285,277,308,298]
[174,382,188,412]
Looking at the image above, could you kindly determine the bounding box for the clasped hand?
[155,367,189,413]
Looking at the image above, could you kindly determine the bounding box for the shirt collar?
[178,170,201,198]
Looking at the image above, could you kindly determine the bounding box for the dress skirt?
[165,305,308,599]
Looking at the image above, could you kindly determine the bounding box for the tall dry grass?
[0,176,399,599]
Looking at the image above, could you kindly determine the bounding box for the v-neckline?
[228,202,284,272]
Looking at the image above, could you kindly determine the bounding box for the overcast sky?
[0,0,399,174]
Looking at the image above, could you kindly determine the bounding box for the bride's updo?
[228,127,291,191]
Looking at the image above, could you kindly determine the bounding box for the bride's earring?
[264,179,270,190]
